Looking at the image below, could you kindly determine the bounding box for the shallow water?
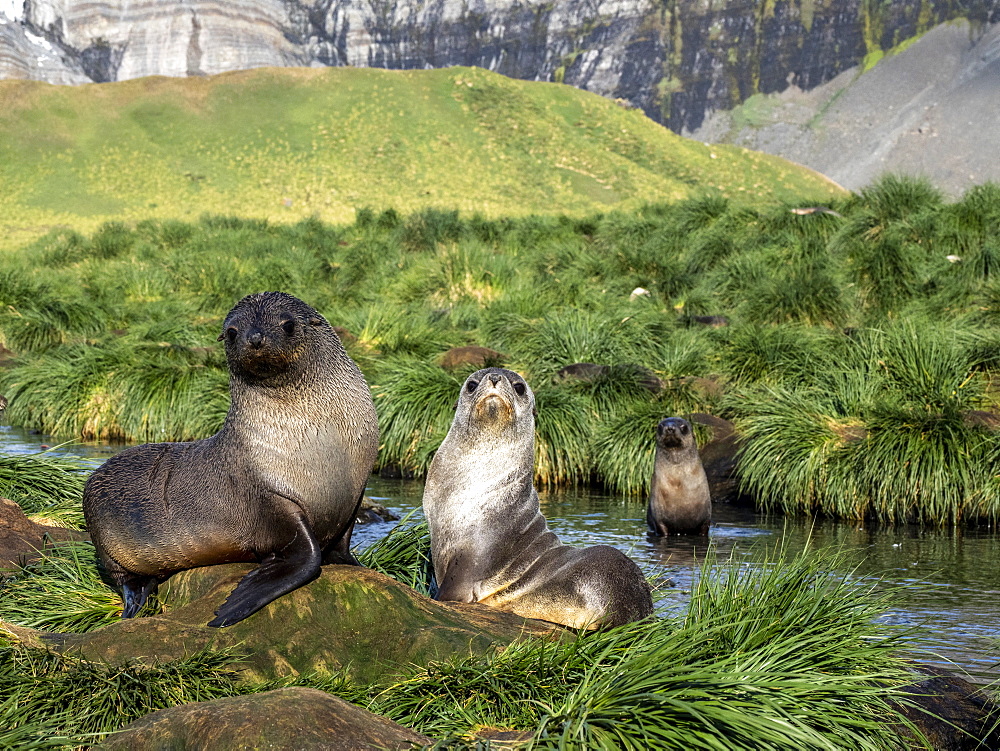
[4,421,998,682]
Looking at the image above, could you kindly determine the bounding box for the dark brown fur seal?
[422,367,653,629]
[82,292,378,627]
[647,417,711,536]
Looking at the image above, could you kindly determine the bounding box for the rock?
[686,315,729,328]
[962,410,1000,430]
[0,497,88,569]
[101,687,433,750]
[2,563,561,685]
[687,414,748,505]
[333,326,357,344]
[356,497,399,524]
[678,376,724,401]
[555,363,662,393]
[438,346,505,371]
[691,20,1000,196]
[891,665,1000,751]
[2,0,981,134]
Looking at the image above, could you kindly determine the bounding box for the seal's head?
[219,292,327,383]
[656,417,695,450]
[455,367,535,438]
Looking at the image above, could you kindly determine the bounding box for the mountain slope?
[692,20,1000,196]
[0,65,843,249]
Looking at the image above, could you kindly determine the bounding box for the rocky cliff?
[1,0,998,132]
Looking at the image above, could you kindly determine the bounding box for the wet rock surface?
[356,497,400,524]
[101,687,433,750]
[892,665,1000,751]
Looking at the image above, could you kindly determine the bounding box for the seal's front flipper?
[121,573,161,619]
[208,511,322,628]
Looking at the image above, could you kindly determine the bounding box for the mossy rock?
[100,687,433,750]
[1,564,560,684]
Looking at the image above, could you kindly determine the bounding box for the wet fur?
[423,367,653,629]
[647,417,711,536]
[83,292,378,627]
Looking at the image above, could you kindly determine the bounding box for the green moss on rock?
[3,564,561,685]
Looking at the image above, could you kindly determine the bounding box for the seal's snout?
[488,373,502,387]
[247,328,265,349]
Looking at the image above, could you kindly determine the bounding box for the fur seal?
[82,292,378,627]
[647,417,711,536]
[422,367,653,629]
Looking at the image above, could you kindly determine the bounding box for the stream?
[3,421,997,683]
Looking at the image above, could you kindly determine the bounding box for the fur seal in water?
[647,417,711,536]
[423,367,653,629]
[82,292,378,627]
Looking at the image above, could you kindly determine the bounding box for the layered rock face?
[1,0,998,130]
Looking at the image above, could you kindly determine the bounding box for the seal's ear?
[309,317,323,327]
[216,332,225,342]
[453,400,459,411]
[532,406,538,417]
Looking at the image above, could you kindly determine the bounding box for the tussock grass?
[357,518,433,595]
[373,359,464,477]
[0,453,92,529]
[0,643,246,743]
[0,540,127,632]
[1,173,999,522]
[0,513,959,748]
[733,320,999,524]
[363,546,923,749]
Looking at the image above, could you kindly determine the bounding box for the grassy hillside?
[0,66,844,250]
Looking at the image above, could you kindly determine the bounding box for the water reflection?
[2,420,997,682]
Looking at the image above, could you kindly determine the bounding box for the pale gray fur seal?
[647,417,711,536]
[83,292,378,627]
[423,367,653,629]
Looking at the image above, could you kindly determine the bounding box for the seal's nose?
[488,373,502,386]
[247,328,264,349]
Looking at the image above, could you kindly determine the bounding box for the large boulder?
[892,666,1000,751]
[2,563,560,684]
[101,687,433,750]
[0,497,88,569]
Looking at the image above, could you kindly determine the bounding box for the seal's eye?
[226,327,238,342]
[680,423,689,434]
[466,380,479,393]
[281,319,296,335]
[513,382,526,396]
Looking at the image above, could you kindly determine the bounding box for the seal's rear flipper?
[208,512,322,628]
